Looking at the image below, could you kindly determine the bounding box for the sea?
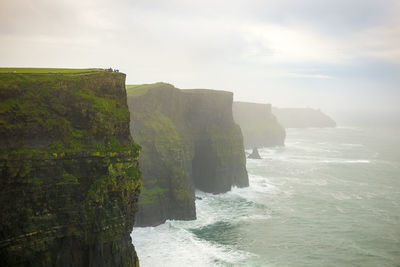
[131,126,400,266]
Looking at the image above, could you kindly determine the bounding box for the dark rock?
[0,71,141,266]
[248,147,262,159]
[127,83,249,227]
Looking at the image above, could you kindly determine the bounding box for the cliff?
[127,83,248,227]
[233,102,285,148]
[272,107,336,128]
[0,70,141,266]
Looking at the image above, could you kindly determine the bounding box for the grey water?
[131,127,400,266]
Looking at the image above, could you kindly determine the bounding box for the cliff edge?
[272,107,336,128]
[233,101,285,148]
[127,83,248,227]
[0,70,141,266]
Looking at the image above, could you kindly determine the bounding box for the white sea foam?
[131,172,280,266]
[335,206,345,213]
[131,223,252,267]
[132,127,400,266]
[320,159,371,164]
[341,143,363,147]
[131,184,265,266]
[296,178,328,186]
[331,192,352,200]
[255,152,371,165]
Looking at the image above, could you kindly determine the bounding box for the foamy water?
[132,127,400,266]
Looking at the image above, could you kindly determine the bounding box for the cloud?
[350,22,400,63]
[1,0,398,65]
[285,73,333,79]
[236,23,348,65]
[0,0,399,113]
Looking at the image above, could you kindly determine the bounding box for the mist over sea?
[132,126,400,266]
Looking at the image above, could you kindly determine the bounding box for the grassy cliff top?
[182,88,233,95]
[126,82,175,97]
[0,68,108,74]
[126,82,233,98]
[0,70,132,154]
[234,101,272,106]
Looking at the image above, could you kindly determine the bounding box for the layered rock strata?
[127,83,248,226]
[0,71,141,266]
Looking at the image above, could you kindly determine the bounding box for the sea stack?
[248,147,262,159]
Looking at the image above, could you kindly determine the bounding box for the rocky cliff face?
[0,71,141,266]
[233,101,285,148]
[127,83,248,227]
[272,107,336,128]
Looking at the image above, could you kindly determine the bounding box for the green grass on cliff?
[126,82,174,97]
[132,109,193,206]
[0,68,105,74]
[0,71,131,154]
[139,185,168,204]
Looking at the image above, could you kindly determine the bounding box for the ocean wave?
[341,143,363,147]
[131,182,268,266]
[252,155,371,165]
[193,184,273,226]
[132,127,400,266]
[320,159,371,164]
[131,223,253,267]
[331,192,352,200]
[295,178,328,186]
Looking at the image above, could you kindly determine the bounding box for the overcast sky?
[1,0,399,116]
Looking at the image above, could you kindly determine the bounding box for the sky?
[1,0,399,118]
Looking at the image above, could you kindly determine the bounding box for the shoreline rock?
[248,147,262,159]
